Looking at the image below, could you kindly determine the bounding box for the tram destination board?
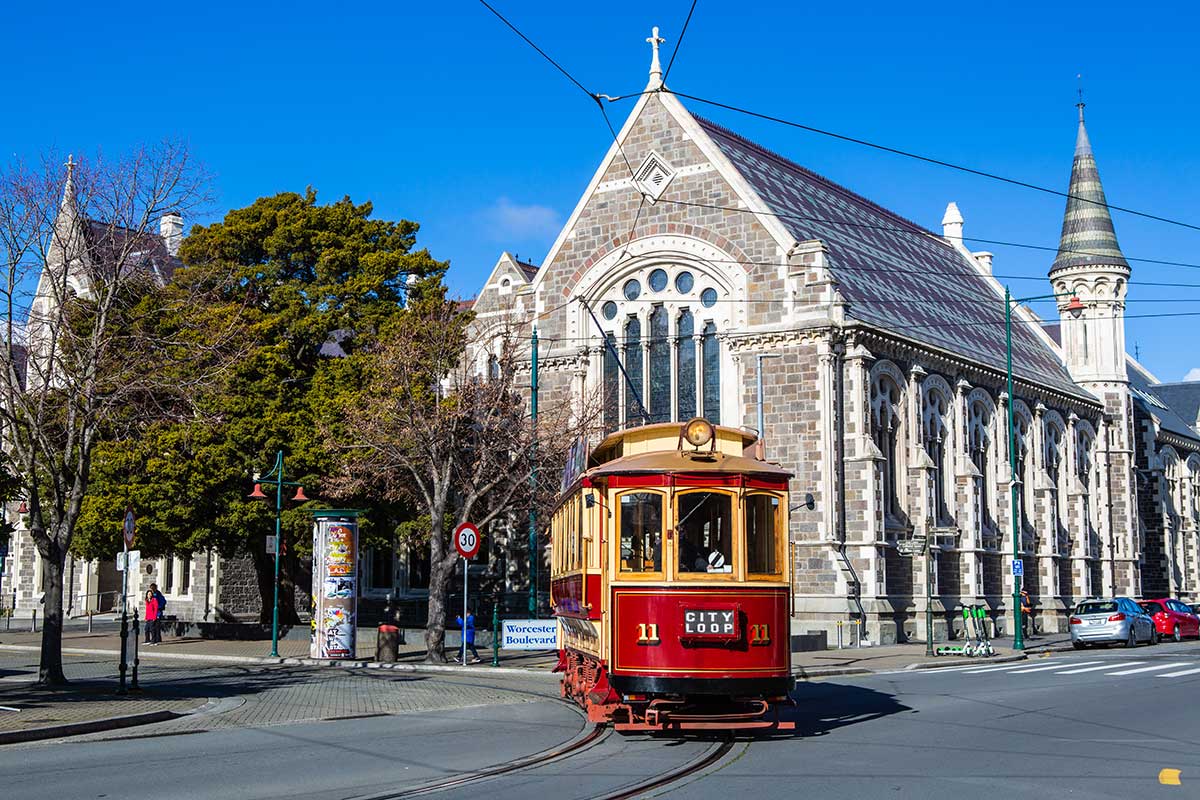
[682,608,739,639]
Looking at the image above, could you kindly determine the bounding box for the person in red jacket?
[144,589,162,645]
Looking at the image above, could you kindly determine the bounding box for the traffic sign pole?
[462,556,469,666]
[454,523,481,666]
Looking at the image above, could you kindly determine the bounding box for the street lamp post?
[1004,287,1083,652]
[249,450,309,658]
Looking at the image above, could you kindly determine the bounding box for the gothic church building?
[468,36,1200,643]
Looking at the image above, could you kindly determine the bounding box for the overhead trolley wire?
[664,89,1200,234]
[662,0,699,84]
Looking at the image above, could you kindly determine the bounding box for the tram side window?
[745,494,780,575]
[619,492,662,573]
[677,492,733,574]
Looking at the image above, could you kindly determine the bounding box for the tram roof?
[590,422,758,465]
[585,449,793,481]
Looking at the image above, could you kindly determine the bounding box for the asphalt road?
[2,640,1199,799]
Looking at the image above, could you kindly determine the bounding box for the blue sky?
[3,1,1198,380]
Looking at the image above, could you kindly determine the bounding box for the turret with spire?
[1049,98,1130,384]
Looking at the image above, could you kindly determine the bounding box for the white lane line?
[1107,662,1194,676]
[1006,661,1104,674]
[961,661,1062,674]
[1055,661,1144,675]
[917,663,1012,674]
[1157,666,1200,678]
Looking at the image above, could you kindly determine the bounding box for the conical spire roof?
[1051,105,1129,272]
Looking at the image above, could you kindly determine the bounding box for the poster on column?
[311,516,358,659]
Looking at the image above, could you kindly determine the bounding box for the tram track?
[597,736,737,799]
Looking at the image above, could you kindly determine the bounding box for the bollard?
[376,624,400,662]
[88,612,93,634]
[492,605,500,667]
[854,618,862,648]
[30,609,36,633]
[131,608,140,691]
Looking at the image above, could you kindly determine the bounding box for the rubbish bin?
[376,624,400,662]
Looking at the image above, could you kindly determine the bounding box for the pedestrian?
[455,610,481,663]
[1020,588,1035,638]
[144,589,161,645]
[150,582,167,639]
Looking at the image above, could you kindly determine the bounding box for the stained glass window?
[701,321,720,424]
[648,306,671,423]
[700,287,717,308]
[675,271,694,293]
[624,316,644,427]
[601,301,617,320]
[623,280,641,301]
[676,310,695,420]
[648,268,668,292]
[603,332,620,433]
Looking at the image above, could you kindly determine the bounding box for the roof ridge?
[693,114,944,242]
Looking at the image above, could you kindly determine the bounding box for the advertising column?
[311,511,360,659]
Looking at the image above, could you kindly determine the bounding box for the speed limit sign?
[454,522,481,560]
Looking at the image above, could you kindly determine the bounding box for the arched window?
[968,396,993,532]
[1044,415,1066,551]
[922,380,951,524]
[602,333,620,432]
[871,371,903,522]
[648,306,671,423]
[676,310,696,419]
[623,316,644,427]
[701,321,720,423]
[1012,404,1032,532]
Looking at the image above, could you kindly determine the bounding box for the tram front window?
[745,494,780,575]
[620,492,662,573]
[677,492,733,574]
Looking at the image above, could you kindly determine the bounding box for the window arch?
[967,390,995,533]
[871,363,905,523]
[589,259,729,433]
[922,377,952,524]
[1012,400,1033,532]
[1043,411,1067,551]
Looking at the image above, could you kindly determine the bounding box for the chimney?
[972,251,994,275]
[941,202,964,242]
[160,211,182,257]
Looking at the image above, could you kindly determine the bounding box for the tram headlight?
[683,417,715,448]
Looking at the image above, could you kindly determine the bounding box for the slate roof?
[85,220,181,285]
[515,259,539,281]
[1147,381,1200,436]
[696,117,1087,399]
[1051,108,1129,272]
[1126,359,1200,443]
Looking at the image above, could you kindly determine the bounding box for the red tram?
[550,418,795,731]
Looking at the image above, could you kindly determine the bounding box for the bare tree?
[0,143,214,684]
[327,280,595,662]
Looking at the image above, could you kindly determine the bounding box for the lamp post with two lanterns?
[248,451,309,658]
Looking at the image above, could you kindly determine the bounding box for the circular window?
[700,287,718,308]
[623,279,641,301]
[601,301,618,320]
[675,271,694,293]
[648,268,668,293]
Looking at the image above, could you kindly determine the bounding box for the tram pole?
[529,326,539,618]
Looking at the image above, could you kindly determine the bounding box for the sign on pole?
[123,508,136,548]
[265,536,277,555]
[454,522,481,560]
[1012,560,1024,577]
[501,620,558,650]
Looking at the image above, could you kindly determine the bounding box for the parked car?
[1070,597,1156,648]
[1139,598,1200,642]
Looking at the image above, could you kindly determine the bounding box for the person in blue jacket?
[455,610,481,663]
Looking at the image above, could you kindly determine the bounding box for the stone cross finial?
[646,26,665,89]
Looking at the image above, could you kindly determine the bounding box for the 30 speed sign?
[454,522,481,559]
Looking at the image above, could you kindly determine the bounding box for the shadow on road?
[771,681,910,740]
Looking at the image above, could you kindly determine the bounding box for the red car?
[1139,598,1200,642]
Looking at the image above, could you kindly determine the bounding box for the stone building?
[465,32,1200,643]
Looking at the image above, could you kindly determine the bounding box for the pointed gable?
[695,116,1085,398]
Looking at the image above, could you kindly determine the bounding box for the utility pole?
[529,326,539,618]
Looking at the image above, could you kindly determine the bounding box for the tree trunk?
[424,558,449,663]
[38,548,68,686]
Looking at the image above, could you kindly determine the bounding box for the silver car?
[1070,597,1156,648]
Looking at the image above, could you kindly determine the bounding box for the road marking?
[1160,768,1182,786]
[1006,661,1104,674]
[1158,666,1200,678]
[1055,661,1144,674]
[1106,662,1192,676]
[961,661,1061,674]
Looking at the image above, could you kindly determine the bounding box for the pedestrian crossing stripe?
[961,661,1063,674]
[1054,661,1145,674]
[1107,662,1194,676]
[1006,661,1103,674]
[1158,666,1200,678]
